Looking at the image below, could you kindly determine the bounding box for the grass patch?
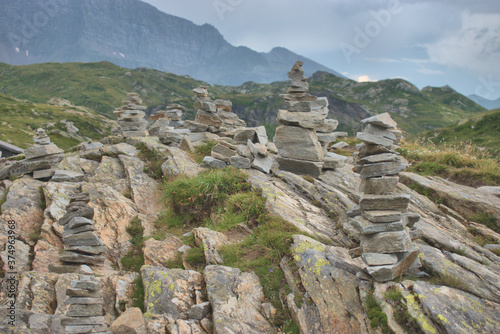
[365,293,392,333]
[120,216,145,272]
[192,140,218,163]
[399,140,500,187]
[0,187,9,214]
[163,167,250,224]
[384,287,423,334]
[131,276,145,312]
[184,245,206,272]
[219,214,299,328]
[136,142,164,180]
[209,191,266,231]
[406,182,444,205]
[467,213,499,233]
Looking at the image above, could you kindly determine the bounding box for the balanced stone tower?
[274,61,338,177]
[351,113,420,282]
[115,93,148,138]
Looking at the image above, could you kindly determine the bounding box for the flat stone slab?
[362,210,402,223]
[276,157,323,178]
[65,297,104,305]
[61,316,106,326]
[202,156,227,169]
[359,176,399,194]
[358,153,401,165]
[361,112,397,129]
[359,194,410,211]
[63,231,103,247]
[362,253,398,266]
[252,155,274,174]
[274,125,324,162]
[360,230,412,253]
[66,303,103,317]
[65,217,94,231]
[352,216,405,234]
[359,160,406,178]
[365,250,419,282]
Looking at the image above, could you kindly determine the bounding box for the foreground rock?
[204,265,275,333]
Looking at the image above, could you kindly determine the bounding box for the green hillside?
[0,62,486,135]
[0,93,116,150]
[424,108,500,156]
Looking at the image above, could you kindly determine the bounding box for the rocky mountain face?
[0,0,343,85]
[0,99,499,333]
[468,94,500,110]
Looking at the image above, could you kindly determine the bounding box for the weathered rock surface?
[274,125,324,161]
[193,227,227,265]
[204,265,275,334]
[143,236,182,267]
[110,307,146,334]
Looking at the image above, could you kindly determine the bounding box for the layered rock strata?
[351,113,420,282]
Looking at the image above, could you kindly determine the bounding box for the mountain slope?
[0,0,344,85]
[0,62,486,136]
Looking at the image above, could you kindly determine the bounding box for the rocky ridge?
[0,78,499,333]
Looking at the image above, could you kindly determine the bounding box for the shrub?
[121,216,145,272]
[192,140,218,163]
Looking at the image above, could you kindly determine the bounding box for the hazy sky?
[143,0,500,100]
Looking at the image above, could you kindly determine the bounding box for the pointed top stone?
[361,112,397,129]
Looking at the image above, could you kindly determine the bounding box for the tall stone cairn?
[115,93,148,138]
[351,112,420,282]
[60,265,111,334]
[274,61,339,177]
[59,193,106,267]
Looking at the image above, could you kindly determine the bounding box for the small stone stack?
[15,128,64,179]
[115,93,148,138]
[149,103,186,135]
[186,86,246,133]
[61,266,111,334]
[59,193,106,266]
[351,113,420,282]
[274,61,338,177]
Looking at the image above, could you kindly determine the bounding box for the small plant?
[130,277,145,312]
[365,293,392,333]
[136,142,164,180]
[184,245,206,272]
[164,254,184,269]
[118,299,127,313]
[121,216,145,272]
[467,213,499,233]
[384,286,424,334]
[407,182,444,204]
[192,140,218,163]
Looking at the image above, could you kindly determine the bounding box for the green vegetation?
[191,140,218,163]
[120,216,145,272]
[399,140,500,187]
[384,287,423,334]
[467,213,498,233]
[0,187,8,214]
[365,293,392,333]
[467,226,497,246]
[136,142,165,180]
[131,277,145,312]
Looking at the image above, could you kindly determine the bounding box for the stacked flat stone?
[10,128,64,179]
[149,103,187,136]
[186,86,246,133]
[352,113,420,282]
[59,193,106,266]
[274,61,339,177]
[115,93,148,138]
[61,266,111,334]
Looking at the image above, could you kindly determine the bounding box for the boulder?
[274,125,324,162]
[276,157,323,177]
[143,236,183,267]
[204,265,275,333]
[109,307,146,334]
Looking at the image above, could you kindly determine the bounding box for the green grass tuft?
[121,216,145,272]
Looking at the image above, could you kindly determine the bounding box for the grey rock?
[402,212,420,228]
[233,128,257,143]
[211,143,236,163]
[62,225,97,238]
[357,130,393,148]
[315,119,339,133]
[9,153,64,177]
[359,160,406,179]
[101,143,139,157]
[276,157,323,177]
[352,216,405,235]
[202,156,227,169]
[66,303,103,317]
[64,324,108,333]
[61,316,106,326]
[73,281,101,291]
[252,155,274,174]
[63,231,104,247]
[358,153,401,165]
[184,121,209,133]
[188,302,211,320]
[24,143,64,160]
[59,251,106,264]
[323,152,347,170]
[332,141,349,149]
[359,194,411,211]
[179,135,195,153]
[230,155,251,169]
[64,297,105,305]
[362,210,402,223]
[33,168,56,179]
[65,245,107,255]
[59,207,95,226]
[359,176,399,194]
[274,125,324,162]
[65,217,94,231]
[277,109,326,129]
[158,129,191,144]
[361,253,398,266]
[195,110,222,127]
[361,112,398,129]
[81,142,103,151]
[360,230,412,253]
[365,250,419,282]
[148,119,171,137]
[316,133,337,145]
[66,288,101,298]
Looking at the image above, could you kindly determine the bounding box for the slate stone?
[230,155,251,169]
[277,109,326,129]
[252,156,274,174]
[211,143,236,163]
[362,210,402,223]
[361,112,398,129]
[66,288,101,298]
[366,250,419,282]
[61,316,106,326]
[188,302,211,320]
[360,230,412,254]
[402,212,420,228]
[202,156,227,169]
[65,217,94,231]
[316,119,339,133]
[72,281,101,291]
[70,193,91,203]
[59,251,106,264]
[352,216,404,235]
[323,152,347,170]
[63,231,103,247]
[66,304,103,317]
[360,160,406,179]
[64,297,104,305]
[59,207,95,226]
[357,131,393,148]
[158,129,191,144]
[359,176,399,194]
[65,245,107,255]
[64,324,108,333]
[33,169,55,180]
[62,225,97,238]
[358,153,401,165]
[24,143,64,160]
[276,157,323,178]
[359,194,410,211]
[361,253,398,266]
[358,143,395,158]
[274,125,324,162]
[195,110,222,127]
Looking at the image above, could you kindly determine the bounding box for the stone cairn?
[114,93,148,138]
[61,265,111,334]
[274,61,343,177]
[57,193,106,268]
[9,128,64,180]
[149,103,186,136]
[351,112,420,282]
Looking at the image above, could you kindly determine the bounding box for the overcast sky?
[143,0,500,100]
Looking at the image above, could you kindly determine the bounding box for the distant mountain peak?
[0,0,345,85]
